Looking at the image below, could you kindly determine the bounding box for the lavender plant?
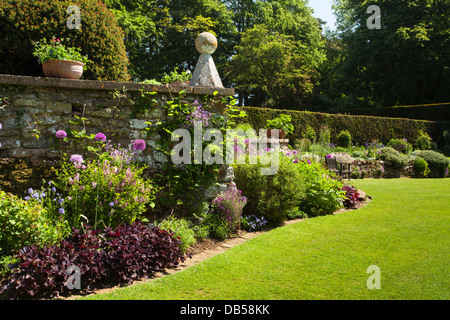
[209,187,247,238]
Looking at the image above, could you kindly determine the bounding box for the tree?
[227,25,316,108]
[332,0,450,107]
[226,0,325,108]
[105,0,235,81]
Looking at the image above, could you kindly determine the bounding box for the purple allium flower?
[70,154,83,164]
[55,130,67,139]
[326,154,333,159]
[133,139,146,151]
[94,132,107,142]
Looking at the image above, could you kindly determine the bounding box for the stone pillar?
[190,32,224,88]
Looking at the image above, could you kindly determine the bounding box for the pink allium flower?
[70,154,83,164]
[133,139,146,151]
[55,130,67,138]
[94,132,106,142]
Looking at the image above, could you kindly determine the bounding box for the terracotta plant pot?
[267,129,287,139]
[42,60,84,79]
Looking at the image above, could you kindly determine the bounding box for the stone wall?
[350,158,415,179]
[0,74,234,195]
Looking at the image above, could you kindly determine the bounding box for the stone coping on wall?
[0,74,235,97]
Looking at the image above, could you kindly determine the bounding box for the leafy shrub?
[318,126,331,146]
[342,185,360,209]
[101,222,184,285]
[0,221,184,299]
[351,167,362,179]
[387,138,412,154]
[0,0,129,81]
[376,147,408,169]
[160,67,192,84]
[0,191,70,257]
[352,151,365,158]
[295,161,346,216]
[336,130,352,148]
[413,157,430,178]
[415,150,450,178]
[294,138,312,152]
[233,152,307,225]
[158,216,196,253]
[302,125,317,143]
[0,192,42,257]
[415,130,432,150]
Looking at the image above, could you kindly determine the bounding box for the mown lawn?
[80,178,449,300]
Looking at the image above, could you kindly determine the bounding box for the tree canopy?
[328,0,450,108]
[2,0,447,110]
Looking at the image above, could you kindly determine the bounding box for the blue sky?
[307,0,337,31]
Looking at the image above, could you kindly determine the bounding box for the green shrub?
[443,131,450,145]
[295,161,345,216]
[415,130,432,150]
[0,191,42,257]
[387,138,413,154]
[233,153,307,225]
[0,191,70,257]
[376,147,408,170]
[158,216,196,254]
[294,138,312,152]
[336,130,352,148]
[0,0,129,81]
[302,125,317,143]
[413,157,430,178]
[352,151,365,158]
[318,126,331,146]
[415,150,450,178]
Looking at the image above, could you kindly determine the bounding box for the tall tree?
[332,0,450,107]
[105,0,235,81]
[227,25,318,108]
[226,0,325,108]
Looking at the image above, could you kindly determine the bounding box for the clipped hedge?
[415,150,450,178]
[0,0,129,81]
[329,103,450,122]
[238,106,450,146]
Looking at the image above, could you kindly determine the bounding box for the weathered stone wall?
[350,158,415,179]
[0,74,234,194]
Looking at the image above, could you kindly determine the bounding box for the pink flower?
[55,130,67,139]
[133,139,146,151]
[70,154,83,164]
[94,133,106,142]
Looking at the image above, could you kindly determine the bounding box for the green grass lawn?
[80,178,449,300]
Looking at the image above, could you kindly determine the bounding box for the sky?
[307,0,337,31]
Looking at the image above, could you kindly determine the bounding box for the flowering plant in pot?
[32,37,88,79]
[266,114,294,139]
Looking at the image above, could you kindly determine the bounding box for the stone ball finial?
[195,32,218,55]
